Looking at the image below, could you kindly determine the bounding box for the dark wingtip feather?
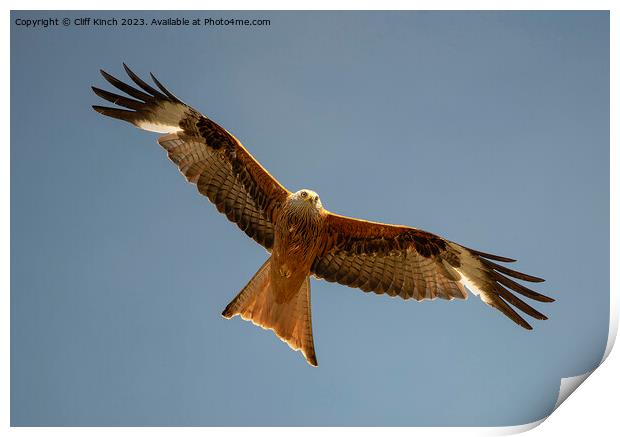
[495,284,549,321]
[150,72,182,103]
[488,294,533,330]
[99,69,118,85]
[122,63,166,98]
[467,247,517,263]
[491,271,554,303]
[480,258,546,283]
[92,105,137,124]
[92,86,145,110]
[99,68,153,102]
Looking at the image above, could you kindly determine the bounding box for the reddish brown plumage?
[93,66,554,366]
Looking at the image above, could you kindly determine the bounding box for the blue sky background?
[11,11,609,426]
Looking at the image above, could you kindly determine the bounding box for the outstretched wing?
[312,212,554,330]
[92,64,289,249]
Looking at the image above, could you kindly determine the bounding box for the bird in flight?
[92,65,554,367]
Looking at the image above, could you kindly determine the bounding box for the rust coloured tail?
[222,258,317,366]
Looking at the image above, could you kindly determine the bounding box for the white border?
[4,1,617,435]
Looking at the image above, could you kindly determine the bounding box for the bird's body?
[221,190,327,365]
[93,65,554,367]
[271,191,325,303]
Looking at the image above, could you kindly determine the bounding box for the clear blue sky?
[11,11,609,426]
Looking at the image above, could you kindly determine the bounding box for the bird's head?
[291,189,323,210]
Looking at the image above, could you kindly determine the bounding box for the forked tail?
[222,258,317,367]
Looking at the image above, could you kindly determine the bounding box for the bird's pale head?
[291,189,323,210]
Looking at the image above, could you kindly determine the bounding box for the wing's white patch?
[457,269,495,306]
[458,271,482,297]
[136,120,179,134]
[135,101,189,133]
[135,120,180,133]
[449,241,487,301]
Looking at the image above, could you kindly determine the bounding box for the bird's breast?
[274,209,324,261]
[270,207,325,302]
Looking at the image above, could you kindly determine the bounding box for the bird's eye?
[301,191,307,198]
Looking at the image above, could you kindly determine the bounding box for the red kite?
[93,65,554,366]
